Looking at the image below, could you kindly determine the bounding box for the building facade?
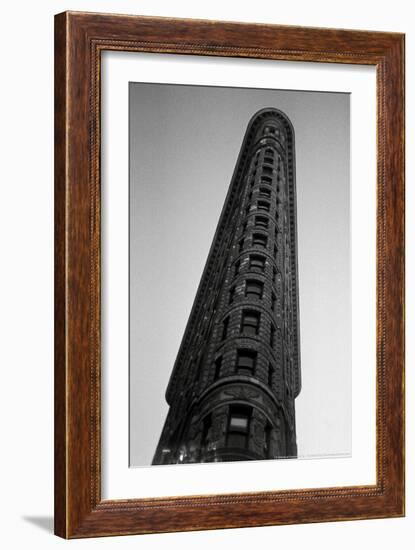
[152,108,301,465]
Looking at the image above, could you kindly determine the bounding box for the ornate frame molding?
[55,11,405,538]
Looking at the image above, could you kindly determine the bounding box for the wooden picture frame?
[54,11,405,538]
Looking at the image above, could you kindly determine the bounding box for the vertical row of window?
[241,149,279,288]
[212,145,280,395]
[246,148,275,220]
[264,148,274,165]
[182,204,241,385]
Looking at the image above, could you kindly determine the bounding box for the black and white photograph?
[129,82,351,467]
[0,0,409,546]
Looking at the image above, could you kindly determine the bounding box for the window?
[274,244,278,258]
[241,310,260,336]
[222,316,229,340]
[249,254,265,272]
[259,186,271,199]
[229,285,236,304]
[252,233,268,248]
[273,267,277,284]
[268,363,274,387]
[245,279,263,299]
[270,324,276,348]
[264,422,273,457]
[257,200,270,212]
[227,406,251,449]
[264,155,274,165]
[234,260,240,277]
[255,215,268,229]
[236,349,257,375]
[261,176,273,184]
[201,414,212,450]
[262,166,273,175]
[271,292,276,312]
[238,238,245,253]
[214,356,222,381]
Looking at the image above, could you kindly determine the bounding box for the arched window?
[228,285,236,305]
[252,233,268,248]
[264,153,274,165]
[213,356,222,381]
[227,406,251,449]
[236,349,257,376]
[257,200,270,213]
[249,254,266,272]
[259,186,271,199]
[245,279,263,299]
[241,310,260,335]
[255,215,268,229]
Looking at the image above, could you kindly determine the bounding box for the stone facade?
[152,108,301,465]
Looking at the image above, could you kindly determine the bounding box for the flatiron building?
[153,108,301,465]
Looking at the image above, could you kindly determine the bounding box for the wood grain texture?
[54,11,405,539]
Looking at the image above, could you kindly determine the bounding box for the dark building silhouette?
[152,108,301,465]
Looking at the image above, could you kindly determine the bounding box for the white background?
[103,55,375,498]
[0,0,412,548]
